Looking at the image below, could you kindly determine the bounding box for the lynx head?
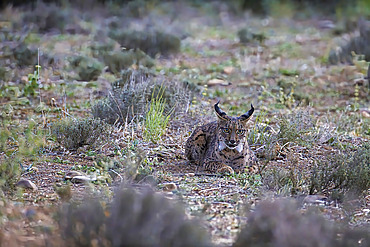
[214,101,254,152]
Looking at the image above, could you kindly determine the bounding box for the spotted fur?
[185,102,258,174]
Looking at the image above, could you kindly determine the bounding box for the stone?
[207,79,230,86]
[16,179,38,191]
[71,175,96,183]
[303,195,327,205]
[162,183,177,192]
[64,171,83,180]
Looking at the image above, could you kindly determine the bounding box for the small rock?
[223,66,235,74]
[16,179,38,191]
[162,183,177,192]
[207,79,230,86]
[303,195,327,205]
[185,173,195,177]
[359,108,370,118]
[71,175,96,183]
[64,171,83,180]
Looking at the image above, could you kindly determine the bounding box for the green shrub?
[0,121,45,193]
[102,49,155,74]
[237,28,266,44]
[68,55,103,81]
[0,42,38,67]
[0,157,21,194]
[248,110,279,164]
[58,187,212,247]
[234,199,369,247]
[92,69,190,124]
[52,117,109,150]
[309,143,370,199]
[21,2,71,33]
[93,148,154,184]
[277,109,317,147]
[108,29,181,57]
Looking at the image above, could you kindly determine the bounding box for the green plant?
[102,49,155,74]
[0,156,21,194]
[0,121,46,193]
[52,117,109,150]
[262,0,296,19]
[108,29,181,57]
[237,28,266,44]
[144,87,172,143]
[332,107,369,138]
[68,55,103,81]
[248,110,279,166]
[24,65,41,97]
[277,109,317,147]
[309,143,370,199]
[262,167,293,195]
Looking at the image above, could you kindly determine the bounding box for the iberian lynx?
[185,102,258,174]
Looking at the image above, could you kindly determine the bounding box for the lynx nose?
[230,140,236,145]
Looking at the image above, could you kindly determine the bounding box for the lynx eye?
[236,129,245,135]
[222,128,231,134]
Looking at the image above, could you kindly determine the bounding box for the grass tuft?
[144,87,172,143]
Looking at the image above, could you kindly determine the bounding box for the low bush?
[0,157,21,194]
[68,55,103,81]
[234,199,369,247]
[102,49,155,74]
[57,186,212,247]
[328,20,370,64]
[52,117,109,150]
[237,28,266,44]
[309,143,370,199]
[21,2,72,33]
[108,29,181,57]
[92,68,190,124]
[0,121,45,193]
[277,109,317,147]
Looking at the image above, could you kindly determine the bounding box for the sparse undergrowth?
[57,187,212,247]
[52,117,109,150]
[310,142,370,200]
[234,199,369,247]
[108,29,181,57]
[92,69,190,124]
[0,121,46,194]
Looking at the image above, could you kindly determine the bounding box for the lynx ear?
[214,101,228,121]
[238,104,254,122]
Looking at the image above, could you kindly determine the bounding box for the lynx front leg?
[203,161,234,174]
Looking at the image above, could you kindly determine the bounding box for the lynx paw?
[217,165,234,175]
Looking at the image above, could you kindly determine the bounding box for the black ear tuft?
[238,104,254,122]
[214,101,228,120]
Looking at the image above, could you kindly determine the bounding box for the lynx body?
[185,102,258,174]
